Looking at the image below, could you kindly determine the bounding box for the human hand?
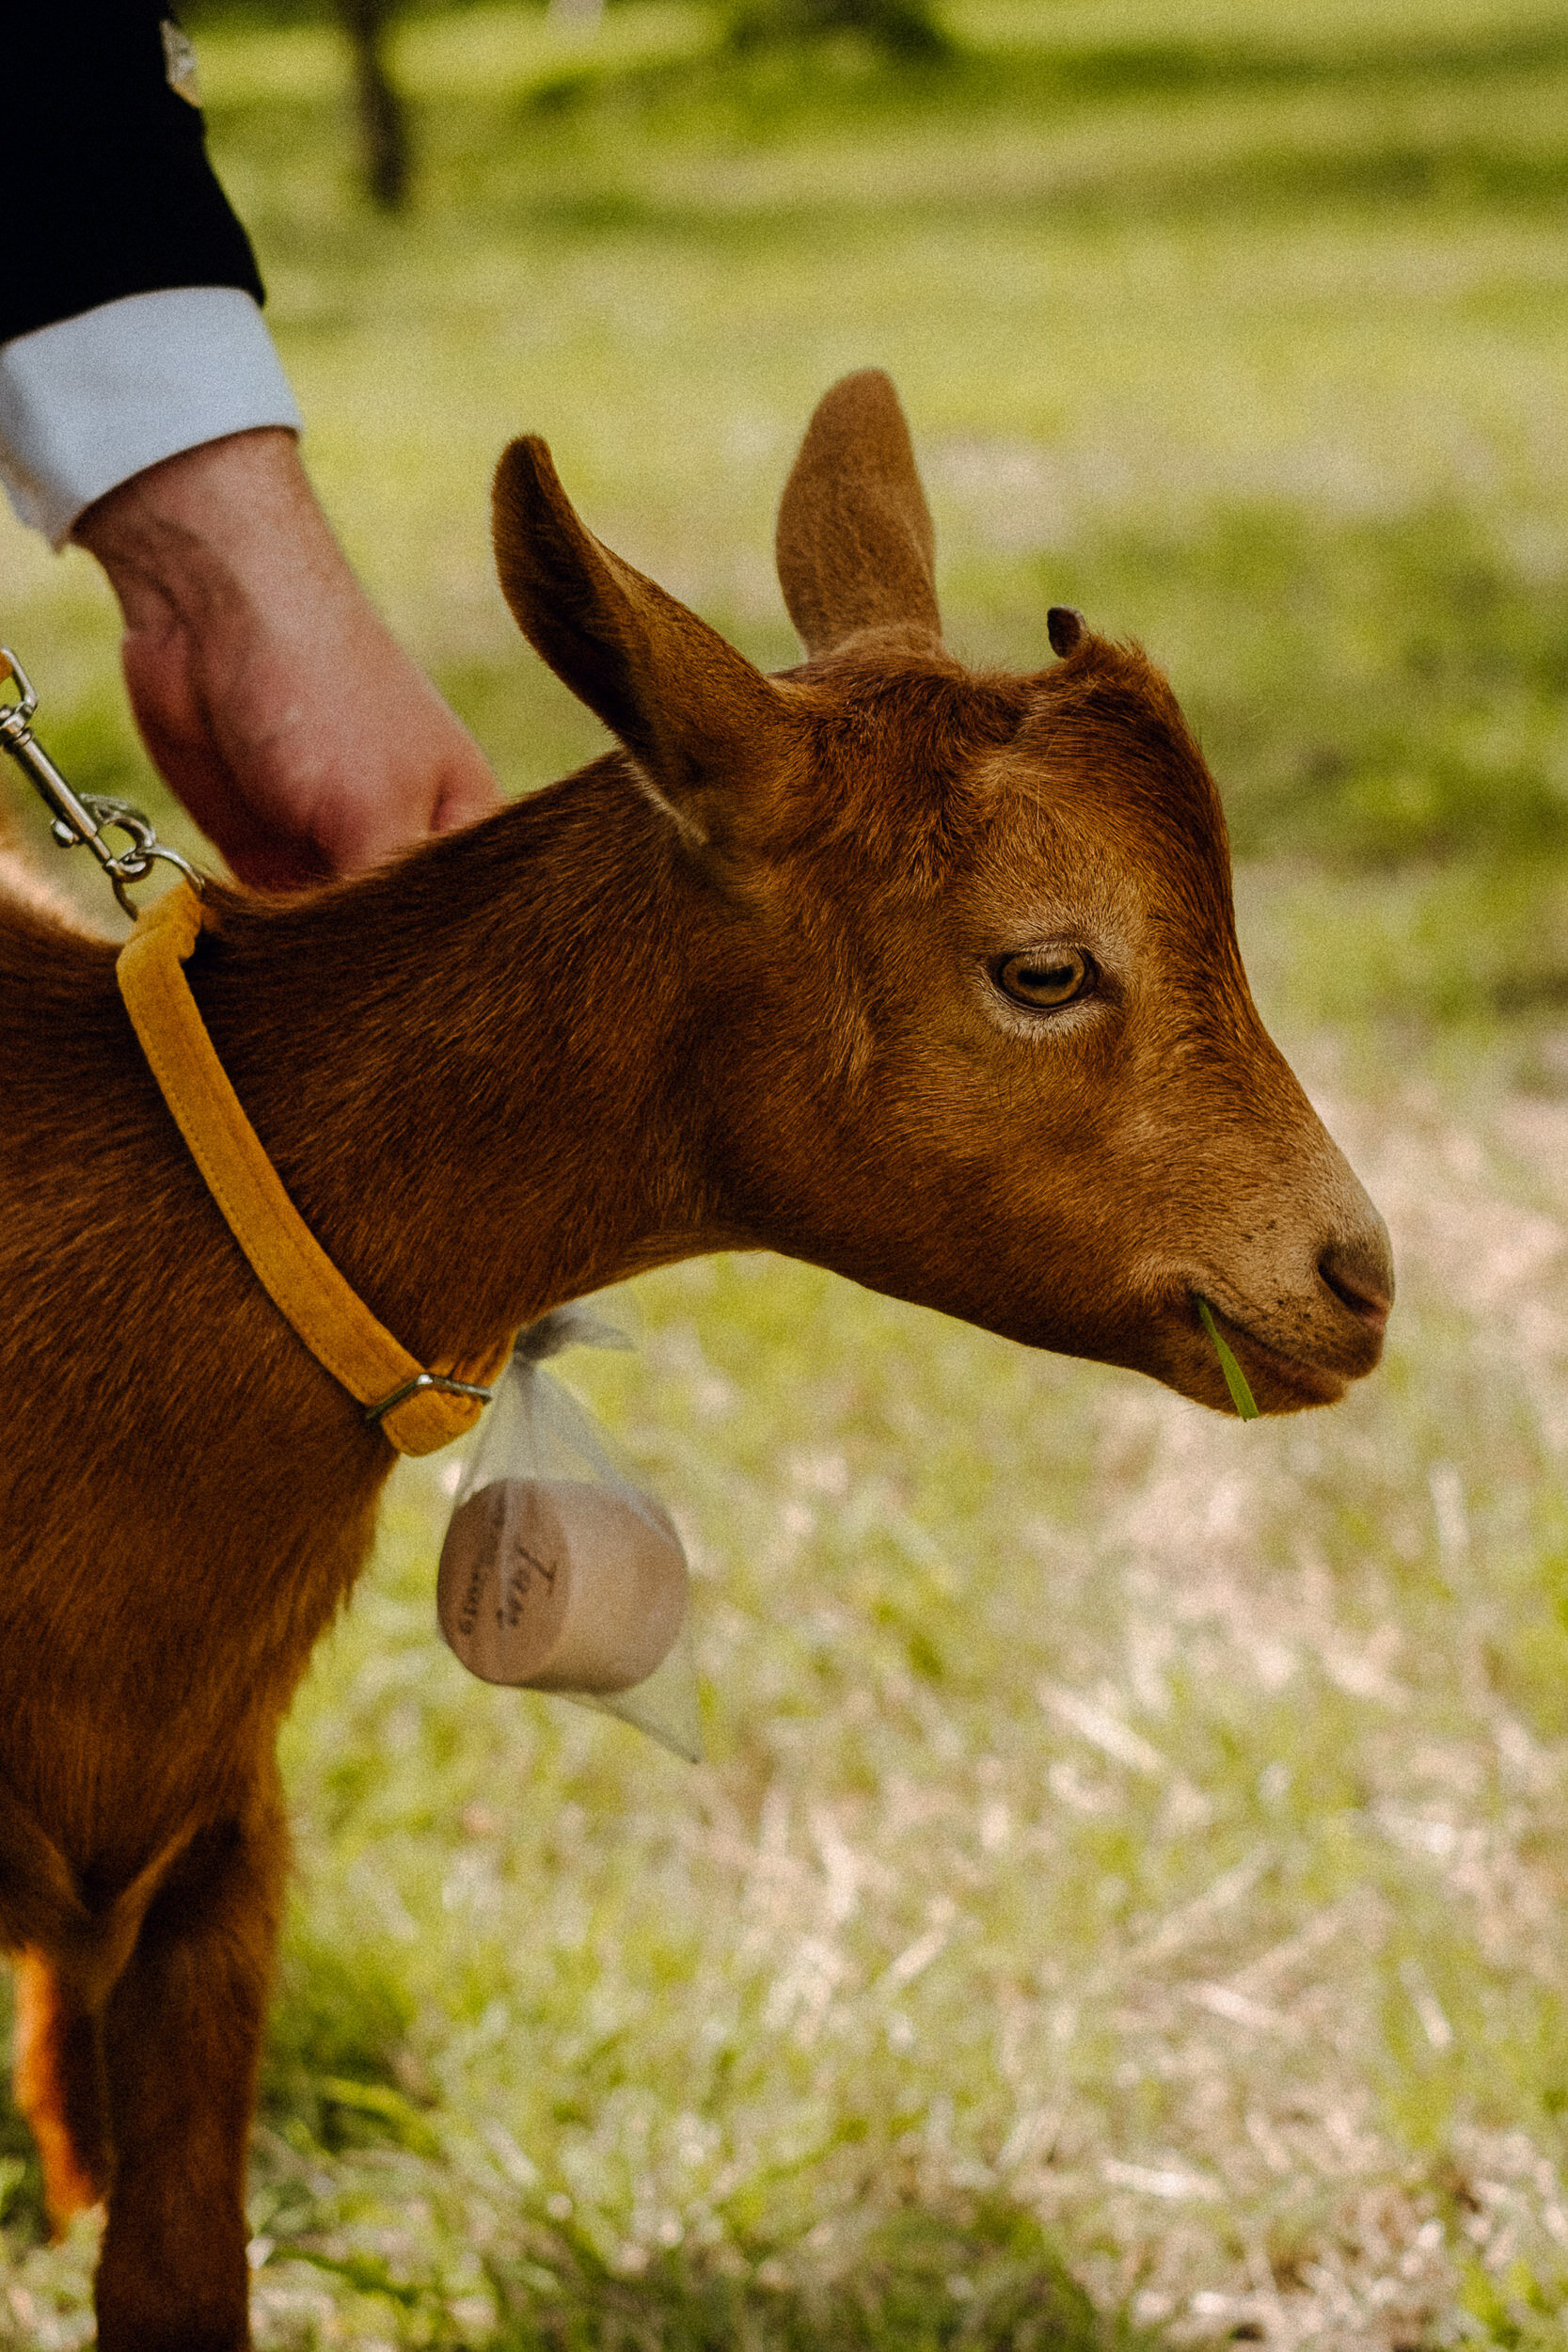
[73,428,501,891]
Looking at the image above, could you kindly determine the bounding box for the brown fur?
[774,368,942,654]
[0,371,1390,2346]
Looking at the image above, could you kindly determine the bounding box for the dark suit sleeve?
[0,2,264,345]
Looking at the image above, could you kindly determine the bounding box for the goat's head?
[492,372,1391,1415]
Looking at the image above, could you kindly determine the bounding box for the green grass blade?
[1196,1297,1260,1421]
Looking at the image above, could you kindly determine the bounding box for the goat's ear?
[774,369,942,659]
[493,435,792,834]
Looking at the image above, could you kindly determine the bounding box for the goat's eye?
[993,947,1095,1009]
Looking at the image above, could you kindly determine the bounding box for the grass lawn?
[5,0,1568,2342]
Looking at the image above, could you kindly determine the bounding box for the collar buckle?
[364,1369,499,1427]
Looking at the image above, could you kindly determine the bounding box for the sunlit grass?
[4,0,1568,2342]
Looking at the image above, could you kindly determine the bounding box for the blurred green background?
[5,0,1568,2343]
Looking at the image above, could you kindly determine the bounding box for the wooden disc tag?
[437,1476,689,1694]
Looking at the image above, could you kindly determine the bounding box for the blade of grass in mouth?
[1196,1298,1260,1421]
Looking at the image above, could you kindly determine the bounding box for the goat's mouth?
[1191,1298,1351,1413]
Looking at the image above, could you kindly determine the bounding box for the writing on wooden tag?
[437,1476,688,1694]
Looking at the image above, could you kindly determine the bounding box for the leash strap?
[117,883,509,1456]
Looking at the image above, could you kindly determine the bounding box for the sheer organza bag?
[436,1306,701,1761]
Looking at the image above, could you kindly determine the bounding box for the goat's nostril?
[1319,1238,1394,1327]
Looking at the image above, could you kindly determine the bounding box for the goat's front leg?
[94,1784,286,2352]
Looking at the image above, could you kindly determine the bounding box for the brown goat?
[0,371,1391,2348]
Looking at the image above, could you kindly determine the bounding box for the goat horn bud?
[1047,606,1086,658]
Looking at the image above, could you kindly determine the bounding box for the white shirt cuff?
[0,287,304,548]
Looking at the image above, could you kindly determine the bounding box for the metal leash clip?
[0,647,205,920]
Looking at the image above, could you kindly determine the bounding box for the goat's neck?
[194,757,732,1370]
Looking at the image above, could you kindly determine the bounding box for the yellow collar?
[116,883,509,1456]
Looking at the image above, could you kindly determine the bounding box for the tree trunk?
[341,0,411,212]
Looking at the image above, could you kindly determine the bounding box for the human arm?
[1,4,499,886]
[72,429,501,891]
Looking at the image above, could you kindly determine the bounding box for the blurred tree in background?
[725,0,947,59]
[341,0,411,207]
[190,0,953,208]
